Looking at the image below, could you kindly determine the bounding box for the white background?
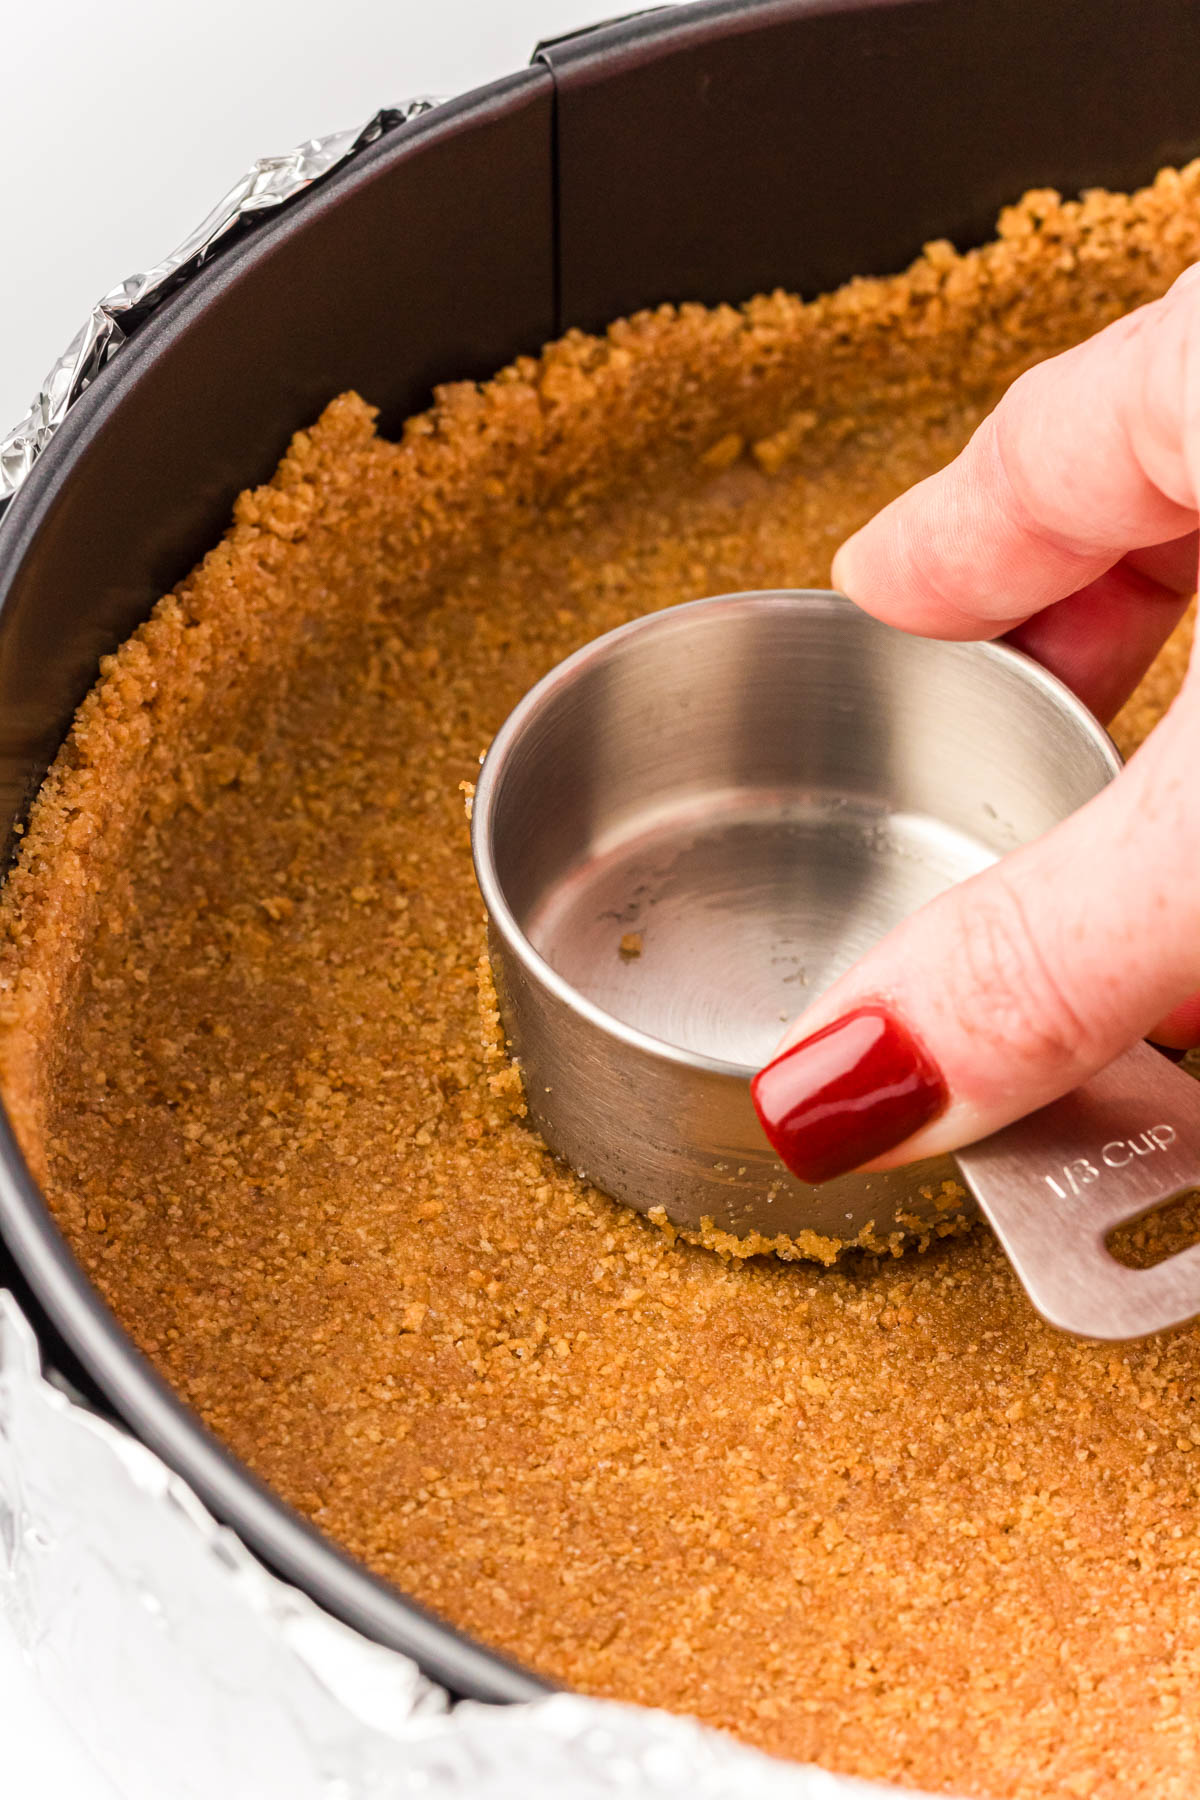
[0,3,670,1793]
[0,0,624,429]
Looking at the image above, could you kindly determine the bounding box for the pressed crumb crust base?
[6,173,1200,1799]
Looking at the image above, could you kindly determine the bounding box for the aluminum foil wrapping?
[0,107,953,1799]
[0,101,438,510]
[0,1292,932,1797]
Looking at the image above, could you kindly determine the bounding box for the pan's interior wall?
[544,0,1200,324]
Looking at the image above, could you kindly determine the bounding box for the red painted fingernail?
[751,1005,948,1185]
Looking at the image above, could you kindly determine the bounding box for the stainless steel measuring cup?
[472,590,1200,1340]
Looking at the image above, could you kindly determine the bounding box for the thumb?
[751,695,1200,1184]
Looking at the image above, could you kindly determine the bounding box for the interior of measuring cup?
[490,593,1120,1067]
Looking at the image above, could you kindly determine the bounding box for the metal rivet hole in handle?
[1106,1188,1200,1268]
[957,1040,1200,1341]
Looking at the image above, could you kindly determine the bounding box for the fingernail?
[751,1005,948,1185]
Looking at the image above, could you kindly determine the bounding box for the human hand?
[752,267,1200,1186]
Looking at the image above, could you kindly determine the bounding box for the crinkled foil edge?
[0,102,948,1798]
[0,101,440,511]
[0,1289,931,1796]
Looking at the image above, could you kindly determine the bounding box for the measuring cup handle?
[957,1039,1200,1340]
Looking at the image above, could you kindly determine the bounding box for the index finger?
[830,273,1200,640]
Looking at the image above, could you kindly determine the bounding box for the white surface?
[0,4,671,1794]
[0,0,618,432]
